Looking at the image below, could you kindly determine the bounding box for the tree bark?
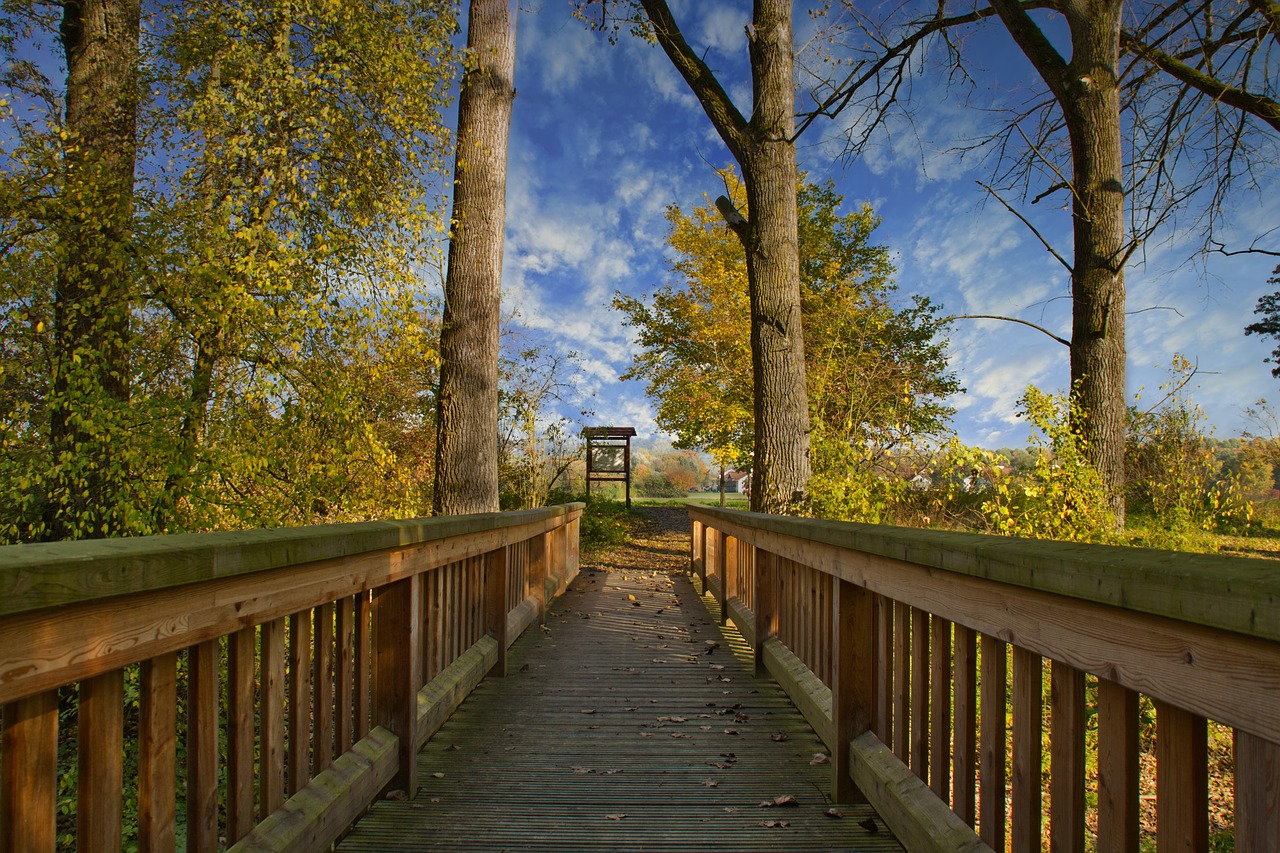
[640,0,812,514]
[46,0,142,539]
[991,0,1127,528]
[434,0,518,516]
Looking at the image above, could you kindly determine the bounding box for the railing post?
[2,690,58,851]
[486,545,510,677]
[831,577,873,803]
[530,531,549,624]
[754,548,777,678]
[79,668,124,853]
[690,519,702,577]
[567,515,580,580]
[698,522,708,593]
[715,528,728,616]
[373,574,422,797]
[721,534,736,626]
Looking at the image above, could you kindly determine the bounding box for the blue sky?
[490,0,1280,450]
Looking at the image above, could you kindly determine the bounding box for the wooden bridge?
[0,503,1277,851]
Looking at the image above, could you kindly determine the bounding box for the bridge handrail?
[0,503,583,851]
[689,504,1280,852]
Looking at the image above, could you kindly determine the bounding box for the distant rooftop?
[582,426,637,439]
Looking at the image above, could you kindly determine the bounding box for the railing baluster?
[831,577,873,804]
[1,689,58,851]
[911,607,930,784]
[188,639,220,851]
[288,608,313,796]
[754,548,776,677]
[356,590,372,740]
[930,615,952,802]
[314,600,335,773]
[874,594,892,745]
[1234,728,1280,845]
[139,652,177,851]
[1012,645,1042,853]
[1155,699,1208,853]
[531,531,548,624]
[336,594,355,755]
[893,600,910,764]
[1097,677,1139,853]
[953,623,977,825]
[373,575,422,796]
[979,635,1007,851]
[1050,661,1086,853]
[78,669,124,853]
[226,628,255,843]
[260,618,286,819]
[486,545,510,677]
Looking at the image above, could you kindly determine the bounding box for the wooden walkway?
[338,551,902,851]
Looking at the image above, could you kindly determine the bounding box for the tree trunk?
[46,0,142,540]
[1064,2,1127,528]
[991,0,1127,528]
[434,0,518,516]
[640,0,812,515]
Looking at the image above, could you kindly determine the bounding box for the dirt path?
[582,506,692,576]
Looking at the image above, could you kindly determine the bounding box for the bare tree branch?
[938,313,1071,347]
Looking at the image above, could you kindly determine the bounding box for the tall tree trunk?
[640,0,812,515]
[45,0,142,540]
[991,0,1127,528]
[434,0,518,516]
[741,0,811,513]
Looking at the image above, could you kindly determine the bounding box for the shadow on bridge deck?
[338,537,901,852]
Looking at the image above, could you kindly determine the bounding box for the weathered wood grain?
[1155,700,1207,853]
[228,727,398,853]
[687,506,1280,644]
[978,635,1006,851]
[1011,645,1041,852]
[953,623,977,826]
[341,565,901,853]
[138,653,177,852]
[226,628,255,843]
[1096,677,1138,853]
[1050,661,1085,853]
[188,639,220,852]
[1,689,57,851]
[288,609,313,796]
[78,668,124,853]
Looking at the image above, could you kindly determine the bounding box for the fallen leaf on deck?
[810,753,829,765]
[571,766,594,774]
[759,820,790,828]
[758,795,798,808]
[581,709,596,714]
[386,790,409,801]
[723,807,739,814]
[859,817,879,833]
[605,813,627,821]
[771,732,789,742]
[702,779,719,787]
[825,808,844,819]
[446,744,462,751]
[671,732,690,738]
[734,712,750,723]
[430,772,445,779]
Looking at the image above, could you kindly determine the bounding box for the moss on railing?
[0,504,584,617]
[690,504,1280,643]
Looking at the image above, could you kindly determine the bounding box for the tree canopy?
[617,171,958,521]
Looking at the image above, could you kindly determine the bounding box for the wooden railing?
[0,504,582,852]
[690,505,1280,852]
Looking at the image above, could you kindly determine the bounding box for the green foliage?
[1126,356,1254,537]
[0,0,460,541]
[616,168,958,512]
[572,494,638,551]
[1245,264,1280,382]
[497,326,592,510]
[983,387,1115,542]
[636,472,687,498]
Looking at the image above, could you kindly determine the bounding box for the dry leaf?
[771,732,789,742]
[605,813,627,821]
[386,789,409,801]
[702,779,719,787]
[759,820,790,828]
[825,808,844,819]
[446,744,462,751]
[810,752,829,765]
[430,772,445,779]
[572,766,594,774]
[859,817,879,833]
[580,709,596,715]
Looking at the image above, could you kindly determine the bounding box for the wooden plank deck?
[339,551,902,852]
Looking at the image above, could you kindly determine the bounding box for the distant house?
[908,473,933,491]
[722,470,751,495]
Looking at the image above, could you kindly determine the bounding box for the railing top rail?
[0,503,584,618]
[689,504,1280,644]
